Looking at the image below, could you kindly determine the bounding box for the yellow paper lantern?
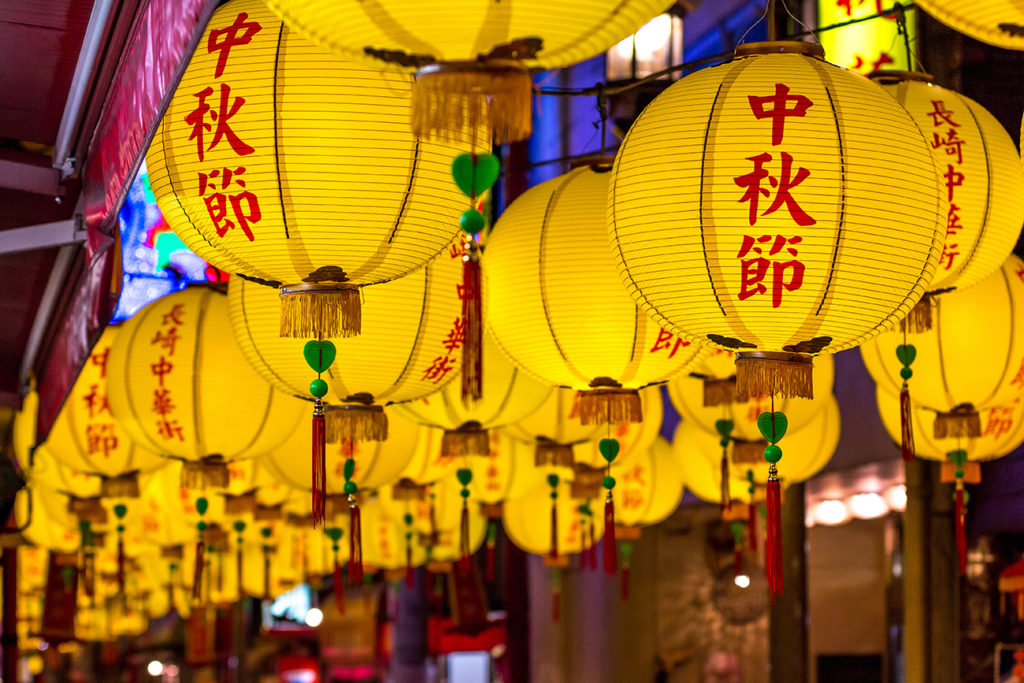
[503,479,604,558]
[359,500,428,572]
[268,0,670,142]
[35,327,167,497]
[876,388,1024,462]
[607,42,946,398]
[668,355,834,442]
[393,331,552,456]
[913,1,1024,50]
[395,426,458,486]
[870,71,1024,329]
[611,436,683,528]
[862,255,1024,425]
[15,488,80,553]
[108,287,304,487]
[673,422,753,505]
[146,0,485,339]
[466,429,544,506]
[486,162,706,423]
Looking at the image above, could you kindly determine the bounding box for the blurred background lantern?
[605,12,683,82]
[107,287,304,488]
[147,0,485,339]
[607,41,946,598]
[34,327,167,498]
[503,478,604,559]
[268,0,671,142]
[487,161,703,424]
[869,71,1024,330]
[394,331,552,457]
[912,0,1024,50]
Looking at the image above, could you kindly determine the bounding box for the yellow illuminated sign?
[818,0,917,73]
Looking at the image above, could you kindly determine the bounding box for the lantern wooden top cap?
[868,70,937,85]
[570,155,616,171]
[735,41,825,59]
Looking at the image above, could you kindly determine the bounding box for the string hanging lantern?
[267,0,671,143]
[146,0,485,340]
[607,40,946,600]
[107,288,304,489]
[911,1,1024,50]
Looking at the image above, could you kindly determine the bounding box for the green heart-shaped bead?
[324,527,343,542]
[113,504,127,519]
[896,344,916,367]
[599,438,620,462]
[456,468,473,486]
[343,458,355,481]
[547,473,560,488]
[756,411,788,443]
[714,419,734,439]
[303,340,336,374]
[195,497,209,515]
[233,520,246,533]
[451,153,500,197]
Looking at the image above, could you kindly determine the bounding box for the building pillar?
[770,482,808,683]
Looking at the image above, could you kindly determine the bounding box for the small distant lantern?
[606,12,684,82]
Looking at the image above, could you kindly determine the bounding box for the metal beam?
[0,160,63,196]
[18,244,79,391]
[0,219,83,255]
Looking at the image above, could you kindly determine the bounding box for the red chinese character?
[184,83,255,162]
[162,304,185,327]
[623,489,645,510]
[850,52,893,72]
[939,243,960,270]
[82,384,110,419]
[85,423,118,458]
[944,164,964,201]
[90,348,109,379]
[150,357,174,386]
[623,465,646,486]
[836,0,885,17]
[207,12,262,79]
[443,318,465,352]
[649,328,691,359]
[927,100,960,128]
[747,84,813,146]
[932,128,966,165]
[156,417,185,441]
[450,242,467,260]
[152,388,176,416]
[422,355,456,384]
[1010,358,1024,390]
[734,152,815,226]
[151,327,181,356]
[983,406,1014,439]
[198,167,261,241]
[947,204,964,236]
[736,234,806,308]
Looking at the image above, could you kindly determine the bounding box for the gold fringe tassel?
[279,285,360,339]
[735,352,814,401]
[161,545,184,560]
[934,405,981,438]
[703,377,737,407]
[325,403,388,444]
[180,456,230,490]
[413,62,532,144]
[535,439,575,467]
[201,524,229,552]
[571,464,605,499]
[68,497,107,525]
[100,472,140,498]
[900,293,934,334]
[391,479,429,501]
[578,386,643,426]
[441,422,490,457]
[254,505,283,521]
[731,439,769,464]
[223,492,257,516]
[480,502,504,519]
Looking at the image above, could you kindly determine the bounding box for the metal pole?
[770,482,808,683]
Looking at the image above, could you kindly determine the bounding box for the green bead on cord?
[896,343,916,381]
[343,457,357,495]
[757,411,787,466]
[547,473,559,499]
[730,521,746,545]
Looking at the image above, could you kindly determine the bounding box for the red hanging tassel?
[461,243,483,403]
[620,566,630,600]
[192,541,205,603]
[900,385,915,462]
[485,518,496,582]
[766,476,783,603]
[734,547,743,578]
[748,502,758,552]
[117,534,126,595]
[955,484,967,575]
[460,501,471,565]
[551,590,561,622]
[549,498,559,560]
[333,559,346,615]
[312,402,326,528]
[406,537,415,588]
[236,547,243,601]
[263,546,271,598]
[349,499,363,585]
[603,495,617,575]
[588,522,597,570]
[720,453,731,514]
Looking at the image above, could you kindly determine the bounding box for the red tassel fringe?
[406,540,415,588]
[192,541,204,603]
[720,453,731,513]
[349,504,363,586]
[117,535,125,595]
[550,500,558,560]
[460,502,471,562]
[461,255,483,403]
[748,503,757,552]
[620,566,630,601]
[312,412,326,528]
[900,386,915,462]
[766,480,783,603]
[955,485,966,575]
[551,590,561,622]
[486,542,495,582]
[604,497,617,575]
[734,547,743,578]
[333,560,345,615]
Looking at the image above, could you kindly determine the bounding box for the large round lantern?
[487,161,705,423]
[108,288,304,488]
[36,327,166,497]
[607,41,946,598]
[503,478,604,560]
[912,1,1024,50]
[146,0,484,341]
[870,71,1024,330]
[393,331,552,457]
[268,0,670,142]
